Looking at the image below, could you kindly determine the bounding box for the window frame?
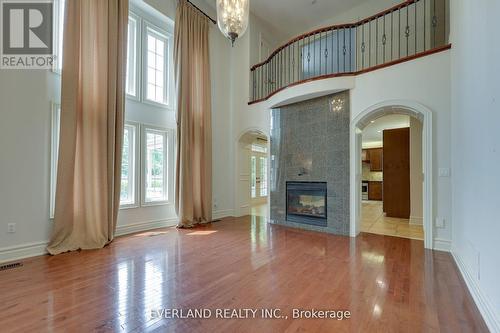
[126,12,141,100]
[141,125,171,206]
[52,0,65,74]
[142,21,173,109]
[49,102,61,220]
[259,156,268,197]
[120,122,140,209]
[50,102,61,219]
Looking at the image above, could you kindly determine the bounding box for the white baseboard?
[213,209,234,220]
[115,218,178,237]
[433,238,451,252]
[452,248,500,333]
[409,216,423,225]
[0,241,49,264]
[0,218,179,264]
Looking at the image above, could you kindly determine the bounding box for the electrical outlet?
[439,168,451,177]
[7,223,16,233]
[435,217,445,228]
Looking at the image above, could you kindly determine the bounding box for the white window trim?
[126,11,141,101]
[52,0,65,74]
[120,122,140,209]
[141,125,171,206]
[142,21,173,109]
[50,102,61,219]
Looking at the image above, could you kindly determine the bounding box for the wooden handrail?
[250,0,418,72]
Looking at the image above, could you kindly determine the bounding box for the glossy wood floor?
[0,216,488,333]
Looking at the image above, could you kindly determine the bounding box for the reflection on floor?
[250,202,268,218]
[0,216,488,332]
[361,201,424,240]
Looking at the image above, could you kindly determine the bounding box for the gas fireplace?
[286,182,327,227]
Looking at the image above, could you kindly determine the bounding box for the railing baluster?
[383,14,386,63]
[444,0,447,43]
[415,1,417,54]
[406,5,409,57]
[423,0,426,51]
[376,16,378,65]
[391,10,394,60]
[335,29,340,74]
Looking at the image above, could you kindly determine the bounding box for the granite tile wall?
[269,91,350,235]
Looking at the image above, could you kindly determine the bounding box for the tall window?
[144,25,169,106]
[53,0,66,72]
[120,123,137,206]
[143,127,168,204]
[50,103,61,218]
[260,157,268,197]
[126,14,139,97]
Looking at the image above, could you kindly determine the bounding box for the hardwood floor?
[0,216,487,332]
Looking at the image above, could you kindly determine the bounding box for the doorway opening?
[360,114,424,241]
[350,101,433,249]
[236,130,270,218]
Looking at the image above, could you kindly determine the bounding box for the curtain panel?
[174,0,213,227]
[47,0,128,254]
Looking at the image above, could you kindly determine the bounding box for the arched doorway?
[236,129,270,218]
[350,100,433,249]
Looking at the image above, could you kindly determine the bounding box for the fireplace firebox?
[286,182,327,226]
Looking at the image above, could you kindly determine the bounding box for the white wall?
[352,51,451,245]
[285,0,401,42]
[0,71,60,252]
[410,117,423,225]
[450,0,500,331]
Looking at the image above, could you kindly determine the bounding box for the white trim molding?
[350,100,434,250]
[115,218,177,237]
[0,241,49,264]
[433,238,451,252]
[452,248,500,333]
[0,218,179,264]
[213,209,234,220]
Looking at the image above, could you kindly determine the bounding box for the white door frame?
[349,100,434,249]
[235,128,270,217]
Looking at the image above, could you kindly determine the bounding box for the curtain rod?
[186,0,217,25]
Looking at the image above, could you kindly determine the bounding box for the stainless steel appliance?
[362,181,369,200]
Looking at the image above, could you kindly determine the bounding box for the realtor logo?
[1,0,54,69]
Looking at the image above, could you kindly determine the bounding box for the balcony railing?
[249,0,450,104]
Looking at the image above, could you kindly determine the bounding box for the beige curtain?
[174,0,212,228]
[47,0,128,255]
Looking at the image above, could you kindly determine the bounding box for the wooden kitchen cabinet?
[368,148,383,171]
[362,149,369,162]
[368,181,383,201]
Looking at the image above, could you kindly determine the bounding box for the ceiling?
[250,0,369,38]
[362,115,410,147]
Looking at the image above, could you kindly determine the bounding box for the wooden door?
[383,128,410,218]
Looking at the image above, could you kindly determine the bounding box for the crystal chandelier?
[216,0,249,46]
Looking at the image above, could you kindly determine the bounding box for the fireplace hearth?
[286,182,327,227]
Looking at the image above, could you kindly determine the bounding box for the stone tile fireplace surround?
[270,91,350,235]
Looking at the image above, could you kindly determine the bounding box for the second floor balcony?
[249,0,450,104]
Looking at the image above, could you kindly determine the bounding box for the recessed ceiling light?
[371,120,375,123]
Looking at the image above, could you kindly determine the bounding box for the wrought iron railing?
[250,0,450,104]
